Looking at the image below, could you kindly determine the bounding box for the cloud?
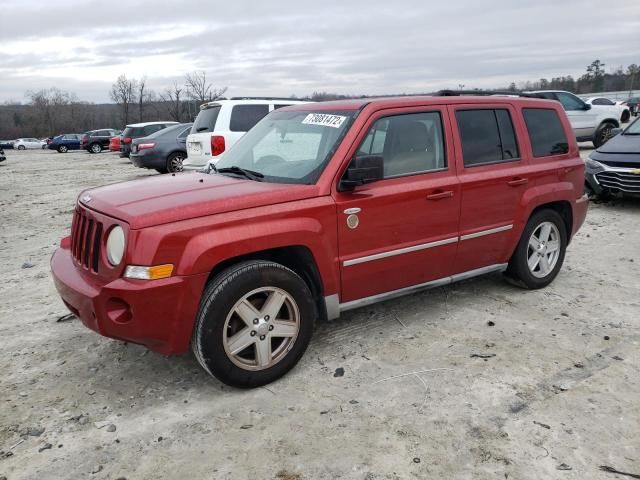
[1,0,639,102]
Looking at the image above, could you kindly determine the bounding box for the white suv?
[183,98,309,171]
[526,90,620,147]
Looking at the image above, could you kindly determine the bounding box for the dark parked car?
[130,123,192,173]
[0,147,5,162]
[119,121,177,158]
[625,97,640,116]
[586,117,640,198]
[48,134,82,153]
[0,140,14,149]
[80,129,119,153]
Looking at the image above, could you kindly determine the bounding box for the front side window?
[356,112,446,178]
[523,108,569,157]
[215,109,355,184]
[230,105,270,132]
[556,92,585,111]
[456,109,520,167]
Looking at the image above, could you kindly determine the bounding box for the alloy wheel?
[527,221,561,278]
[169,154,185,172]
[222,287,300,371]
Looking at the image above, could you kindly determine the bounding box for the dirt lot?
[0,148,639,480]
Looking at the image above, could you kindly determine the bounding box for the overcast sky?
[1,0,639,103]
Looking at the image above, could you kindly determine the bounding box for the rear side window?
[523,108,569,157]
[230,105,269,132]
[178,126,191,139]
[274,104,292,110]
[456,109,519,167]
[143,124,164,136]
[191,106,221,134]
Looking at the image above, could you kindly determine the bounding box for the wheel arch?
[206,246,329,321]
[529,201,572,242]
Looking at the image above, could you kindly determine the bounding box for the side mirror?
[338,155,384,192]
[611,127,622,136]
[583,103,592,111]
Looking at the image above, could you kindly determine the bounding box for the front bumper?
[51,244,207,355]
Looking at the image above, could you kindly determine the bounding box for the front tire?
[90,143,102,154]
[192,261,316,388]
[58,145,68,153]
[506,210,567,289]
[17,145,25,150]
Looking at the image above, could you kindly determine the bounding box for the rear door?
[334,106,460,303]
[449,104,529,274]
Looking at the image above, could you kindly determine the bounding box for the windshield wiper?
[217,166,264,181]
[196,127,209,132]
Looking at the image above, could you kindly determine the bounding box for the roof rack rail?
[436,89,544,98]
[229,96,300,101]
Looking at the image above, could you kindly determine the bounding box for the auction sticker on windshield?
[302,113,347,128]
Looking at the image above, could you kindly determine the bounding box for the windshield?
[624,117,640,135]
[215,110,355,184]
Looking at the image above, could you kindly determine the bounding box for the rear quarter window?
[522,108,569,157]
[192,106,221,134]
[230,105,270,132]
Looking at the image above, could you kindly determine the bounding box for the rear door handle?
[426,190,454,201]
[507,177,528,187]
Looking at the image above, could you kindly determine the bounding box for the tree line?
[1,60,638,139]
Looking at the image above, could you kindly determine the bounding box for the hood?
[79,173,319,229]
[596,133,640,154]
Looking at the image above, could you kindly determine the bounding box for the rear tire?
[167,152,185,173]
[593,121,617,148]
[58,145,68,153]
[621,110,630,123]
[192,261,316,388]
[90,143,102,154]
[506,209,567,289]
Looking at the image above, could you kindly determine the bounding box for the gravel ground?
[0,148,639,480]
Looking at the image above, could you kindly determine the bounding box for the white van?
[183,98,309,171]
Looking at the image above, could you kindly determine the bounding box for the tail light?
[138,143,155,150]
[211,135,225,156]
[123,137,132,144]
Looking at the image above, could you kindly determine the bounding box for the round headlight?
[106,226,125,266]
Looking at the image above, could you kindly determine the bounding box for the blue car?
[48,134,82,153]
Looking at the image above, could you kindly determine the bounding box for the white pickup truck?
[527,90,620,148]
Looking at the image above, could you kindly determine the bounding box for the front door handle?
[507,177,528,187]
[426,190,454,201]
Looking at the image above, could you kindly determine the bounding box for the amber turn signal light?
[124,264,174,280]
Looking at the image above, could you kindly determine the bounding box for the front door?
[334,107,460,303]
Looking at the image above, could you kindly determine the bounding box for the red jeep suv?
[51,95,588,387]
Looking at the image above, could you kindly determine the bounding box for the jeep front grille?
[70,208,103,272]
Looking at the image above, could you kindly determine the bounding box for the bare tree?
[159,81,186,122]
[136,77,156,123]
[110,74,137,125]
[27,88,72,136]
[185,71,227,105]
